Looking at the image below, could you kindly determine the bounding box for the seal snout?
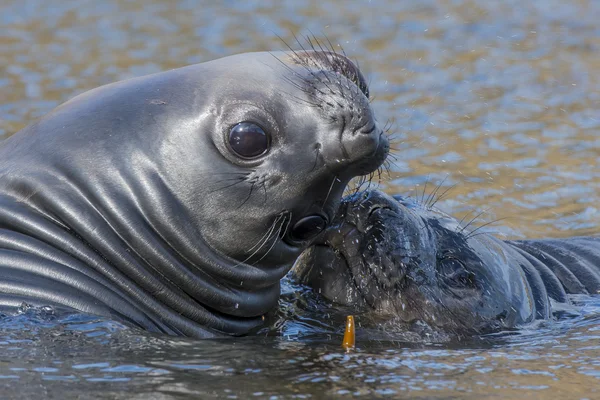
[314,85,389,177]
[285,49,388,177]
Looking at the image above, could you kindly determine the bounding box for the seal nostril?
[368,206,392,219]
[290,214,328,242]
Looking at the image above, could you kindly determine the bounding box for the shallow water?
[1,299,599,399]
[1,0,599,398]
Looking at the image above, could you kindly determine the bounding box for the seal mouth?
[283,212,330,247]
[307,197,413,308]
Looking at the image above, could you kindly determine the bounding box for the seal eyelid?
[227,121,271,159]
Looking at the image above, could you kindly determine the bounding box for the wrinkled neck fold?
[0,161,289,337]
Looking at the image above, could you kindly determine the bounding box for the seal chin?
[293,243,366,308]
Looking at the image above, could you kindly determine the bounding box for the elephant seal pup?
[0,50,388,338]
[293,190,600,336]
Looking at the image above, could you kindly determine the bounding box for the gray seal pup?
[294,190,599,336]
[0,50,388,338]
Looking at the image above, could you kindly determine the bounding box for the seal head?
[0,51,388,337]
[293,190,539,336]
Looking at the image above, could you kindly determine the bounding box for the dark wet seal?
[293,190,600,338]
[0,50,389,338]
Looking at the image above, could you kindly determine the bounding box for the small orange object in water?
[342,315,355,350]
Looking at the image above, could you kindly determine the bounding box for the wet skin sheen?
[293,190,600,336]
[0,51,389,338]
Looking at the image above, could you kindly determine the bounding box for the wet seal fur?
[0,50,389,338]
[294,190,600,337]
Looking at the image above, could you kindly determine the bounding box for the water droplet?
[41,305,54,315]
[17,302,32,314]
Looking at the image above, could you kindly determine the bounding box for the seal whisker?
[382,160,395,179]
[384,153,398,164]
[358,175,369,193]
[208,177,248,193]
[201,172,250,176]
[237,178,261,210]
[376,166,384,185]
[304,34,341,92]
[234,213,289,268]
[350,175,367,196]
[428,183,458,210]
[321,35,362,102]
[425,175,450,209]
[419,174,431,206]
[260,179,268,205]
[459,208,491,234]
[383,121,397,141]
[457,208,479,228]
[268,48,325,103]
[278,86,323,109]
[289,35,340,94]
[357,174,369,193]
[465,218,508,240]
[280,33,370,103]
[276,71,310,92]
[321,175,338,211]
[323,35,339,56]
[311,33,338,71]
[268,52,307,85]
[245,213,285,255]
[212,177,248,184]
[249,214,292,266]
[367,171,375,191]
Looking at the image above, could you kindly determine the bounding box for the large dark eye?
[438,258,476,287]
[228,122,269,159]
[289,215,327,242]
